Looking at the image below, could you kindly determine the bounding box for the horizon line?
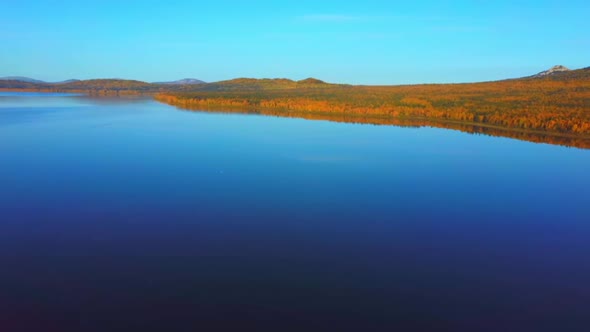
[1,64,586,87]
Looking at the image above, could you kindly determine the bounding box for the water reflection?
[71,95,153,105]
[170,104,590,149]
[1,92,590,331]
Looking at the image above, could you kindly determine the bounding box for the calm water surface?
[1,92,589,331]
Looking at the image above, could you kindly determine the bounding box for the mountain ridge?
[0,76,46,84]
[153,78,205,85]
[2,66,590,92]
[0,65,590,90]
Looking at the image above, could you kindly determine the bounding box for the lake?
[1,92,589,331]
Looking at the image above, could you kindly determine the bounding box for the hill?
[531,65,571,78]
[56,79,153,90]
[529,66,590,81]
[154,78,205,85]
[155,66,590,137]
[298,78,326,85]
[0,79,51,89]
[191,77,335,92]
[0,78,188,94]
[54,79,81,84]
[203,78,298,91]
[0,77,82,84]
[0,76,46,84]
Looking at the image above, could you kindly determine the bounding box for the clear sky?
[1,0,589,84]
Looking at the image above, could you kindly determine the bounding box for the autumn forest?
[2,66,590,148]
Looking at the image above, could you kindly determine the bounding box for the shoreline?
[2,88,590,149]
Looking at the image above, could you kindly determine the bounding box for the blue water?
[1,92,589,331]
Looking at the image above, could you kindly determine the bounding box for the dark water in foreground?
[1,92,589,331]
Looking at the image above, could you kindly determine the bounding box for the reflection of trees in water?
[171,104,590,150]
[154,71,590,137]
[73,95,152,105]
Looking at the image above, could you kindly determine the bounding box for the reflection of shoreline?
[167,103,590,150]
[3,89,589,149]
[0,88,148,96]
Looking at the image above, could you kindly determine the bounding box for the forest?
[155,67,590,137]
[2,67,590,141]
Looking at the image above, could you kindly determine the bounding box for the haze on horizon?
[1,0,589,85]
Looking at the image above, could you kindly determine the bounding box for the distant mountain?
[53,79,80,84]
[0,77,207,93]
[154,78,205,85]
[532,65,570,78]
[0,76,46,84]
[0,77,83,84]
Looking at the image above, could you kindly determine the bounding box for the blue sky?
[1,0,589,84]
